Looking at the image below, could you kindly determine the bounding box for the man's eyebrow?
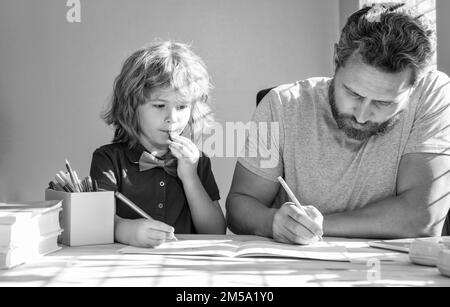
[343,84,394,104]
[343,84,364,97]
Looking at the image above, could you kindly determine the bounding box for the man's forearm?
[324,194,436,239]
[226,193,277,237]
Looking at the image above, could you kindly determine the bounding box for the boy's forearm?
[226,192,277,238]
[182,175,226,234]
[114,215,133,245]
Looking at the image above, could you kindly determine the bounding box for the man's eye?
[376,101,392,108]
[153,104,165,109]
[349,92,363,99]
[177,105,189,110]
[375,101,392,107]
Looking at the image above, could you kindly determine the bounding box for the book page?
[0,200,61,214]
[119,238,350,261]
[119,239,243,257]
[235,240,349,261]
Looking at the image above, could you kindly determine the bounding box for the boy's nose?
[165,108,177,123]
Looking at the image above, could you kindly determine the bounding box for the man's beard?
[328,79,402,141]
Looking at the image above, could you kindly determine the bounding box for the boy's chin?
[151,139,170,150]
[158,142,170,149]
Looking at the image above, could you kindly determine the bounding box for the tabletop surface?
[1,234,449,287]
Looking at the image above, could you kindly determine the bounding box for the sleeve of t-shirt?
[89,147,119,191]
[404,71,450,156]
[237,89,285,182]
[197,154,221,201]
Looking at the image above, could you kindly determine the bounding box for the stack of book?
[0,200,63,269]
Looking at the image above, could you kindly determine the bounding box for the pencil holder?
[44,189,115,246]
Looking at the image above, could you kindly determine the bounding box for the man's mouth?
[349,121,367,129]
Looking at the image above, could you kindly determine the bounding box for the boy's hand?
[168,134,200,181]
[272,202,323,245]
[128,218,176,248]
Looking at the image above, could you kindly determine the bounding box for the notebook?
[119,238,352,261]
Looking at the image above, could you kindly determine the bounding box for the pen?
[56,171,74,191]
[56,173,74,192]
[48,181,59,191]
[114,191,177,240]
[277,176,323,240]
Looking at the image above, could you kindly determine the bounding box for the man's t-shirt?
[238,71,450,214]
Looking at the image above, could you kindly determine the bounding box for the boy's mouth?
[161,130,180,140]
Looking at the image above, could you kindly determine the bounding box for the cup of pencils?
[48,159,98,193]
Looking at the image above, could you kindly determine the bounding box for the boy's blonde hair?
[103,41,213,147]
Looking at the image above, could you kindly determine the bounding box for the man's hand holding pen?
[272,203,324,245]
[275,177,324,245]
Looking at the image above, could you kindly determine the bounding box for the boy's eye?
[153,104,165,109]
[177,105,190,110]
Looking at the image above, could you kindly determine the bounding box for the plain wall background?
[0,0,339,209]
[437,1,450,75]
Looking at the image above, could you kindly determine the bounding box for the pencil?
[277,176,306,214]
[115,191,152,219]
[73,170,83,192]
[65,159,81,192]
[277,176,323,240]
[114,191,177,240]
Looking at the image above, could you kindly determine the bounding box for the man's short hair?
[336,2,436,85]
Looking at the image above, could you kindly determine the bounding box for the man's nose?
[353,99,372,124]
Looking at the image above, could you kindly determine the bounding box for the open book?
[119,238,350,262]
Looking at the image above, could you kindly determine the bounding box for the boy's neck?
[143,146,168,158]
[150,150,168,159]
[138,138,168,158]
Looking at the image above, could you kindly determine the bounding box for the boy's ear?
[333,43,339,69]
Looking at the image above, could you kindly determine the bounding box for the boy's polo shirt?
[90,142,220,234]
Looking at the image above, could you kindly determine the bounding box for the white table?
[0,235,449,287]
